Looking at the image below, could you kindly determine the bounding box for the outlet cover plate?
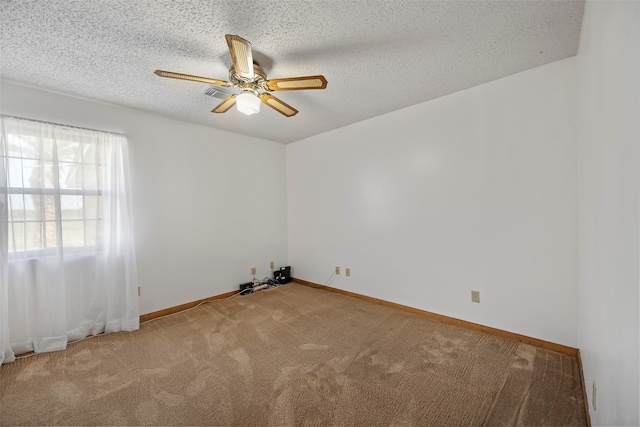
[471,290,480,303]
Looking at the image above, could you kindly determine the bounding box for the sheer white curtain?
[0,116,138,366]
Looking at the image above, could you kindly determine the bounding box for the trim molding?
[140,290,238,323]
[292,277,579,357]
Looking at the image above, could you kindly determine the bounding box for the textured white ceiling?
[0,0,584,144]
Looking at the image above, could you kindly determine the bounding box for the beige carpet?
[0,283,586,426]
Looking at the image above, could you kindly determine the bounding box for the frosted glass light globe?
[236,92,261,115]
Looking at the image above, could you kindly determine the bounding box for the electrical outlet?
[270,261,274,269]
[471,290,480,303]
[345,268,350,277]
[251,267,256,275]
[335,266,340,275]
[592,381,597,411]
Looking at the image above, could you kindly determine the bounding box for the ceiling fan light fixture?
[155,35,326,118]
[236,91,261,115]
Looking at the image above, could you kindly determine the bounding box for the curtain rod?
[0,114,125,137]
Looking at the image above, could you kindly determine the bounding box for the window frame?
[2,128,108,259]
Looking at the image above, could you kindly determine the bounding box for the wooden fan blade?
[212,94,237,113]
[265,75,328,91]
[225,34,254,79]
[154,70,232,87]
[259,94,298,117]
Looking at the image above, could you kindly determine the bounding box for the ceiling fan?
[154,34,328,117]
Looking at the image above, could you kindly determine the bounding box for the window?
[5,123,106,255]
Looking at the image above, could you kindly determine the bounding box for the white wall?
[0,81,288,315]
[287,58,578,346]
[576,1,640,425]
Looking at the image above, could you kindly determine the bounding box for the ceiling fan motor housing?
[229,64,267,87]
